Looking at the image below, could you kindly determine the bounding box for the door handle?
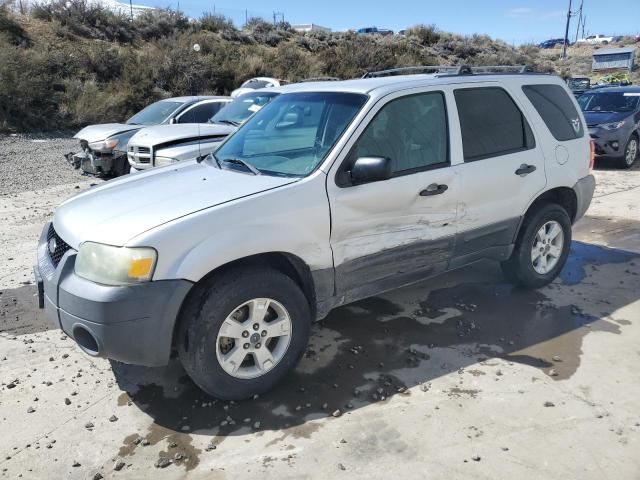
[515,164,536,176]
[420,183,448,196]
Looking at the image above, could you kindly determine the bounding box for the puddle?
[560,241,638,285]
[110,241,639,469]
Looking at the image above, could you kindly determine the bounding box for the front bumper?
[572,174,596,222]
[588,127,629,158]
[35,223,193,366]
[64,150,127,176]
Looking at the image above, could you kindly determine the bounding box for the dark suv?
[578,86,640,168]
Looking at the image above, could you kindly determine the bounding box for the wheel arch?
[171,251,322,349]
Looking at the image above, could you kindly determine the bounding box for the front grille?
[47,224,71,267]
[128,145,152,165]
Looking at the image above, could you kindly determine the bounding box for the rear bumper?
[35,222,193,366]
[572,174,596,223]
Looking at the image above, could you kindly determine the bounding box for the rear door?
[327,88,459,302]
[448,82,547,264]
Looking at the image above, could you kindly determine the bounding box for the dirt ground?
[0,137,639,480]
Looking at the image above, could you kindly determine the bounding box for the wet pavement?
[1,164,640,479]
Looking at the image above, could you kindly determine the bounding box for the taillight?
[589,140,595,171]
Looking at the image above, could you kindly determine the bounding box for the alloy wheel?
[531,220,565,275]
[216,298,292,379]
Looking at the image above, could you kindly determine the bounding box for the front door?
[327,88,459,303]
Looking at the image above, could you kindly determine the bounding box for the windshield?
[210,91,279,125]
[568,79,589,89]
[577,92,640,112]
[214,92,368,177]
[241,79,274,89]
[127,100,183,125]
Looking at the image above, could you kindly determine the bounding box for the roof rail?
[300,76,342,82]
[361,65,472,79]
[361,64,535,79]
[469,65,534,74]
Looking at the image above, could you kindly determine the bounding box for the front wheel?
[501,203,572,288]
[619,135,638,169]
[177,267,311,400]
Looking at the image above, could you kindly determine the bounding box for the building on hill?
[592,47,636,73]
[292,23,331,34]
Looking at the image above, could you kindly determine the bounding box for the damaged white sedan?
[65,96,230,177]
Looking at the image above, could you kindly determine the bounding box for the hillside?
[1,2,638,132]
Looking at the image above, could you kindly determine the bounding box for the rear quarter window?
[522,84,584,141]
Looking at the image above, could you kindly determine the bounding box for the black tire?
[177,267,311,400]
[501,203,572,289]
[618,134,638,169]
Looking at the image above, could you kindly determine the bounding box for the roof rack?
[362,65,472,78]
[361,64,534,79]
[300,76,342,82]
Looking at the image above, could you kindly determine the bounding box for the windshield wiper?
[221,158,261,175]
[213,119,241,127]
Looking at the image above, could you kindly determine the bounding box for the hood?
[128,124,236,149]
[74,123,143,143]
[53,160,296,248]
[584,111,631,127]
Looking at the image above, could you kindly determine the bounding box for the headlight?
[75,242,157,286]
[600,121,626,131]
[88,137,119,152]
[154,156,179,167]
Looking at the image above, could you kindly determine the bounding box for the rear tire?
[619,134,638,169]
[501,203,571,289]
[177,267,311,400]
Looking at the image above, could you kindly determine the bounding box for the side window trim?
[453,86,536,163]
[336,90,451,187]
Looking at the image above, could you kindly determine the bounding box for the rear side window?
[522,84,584,140]
[454,87,535,162]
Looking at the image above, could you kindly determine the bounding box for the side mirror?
[350,156,392,184]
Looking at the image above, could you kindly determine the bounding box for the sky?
[129,0,640,45]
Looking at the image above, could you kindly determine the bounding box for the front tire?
[501,203,572,289]
[619,134,638,169]
[177,267,311,400]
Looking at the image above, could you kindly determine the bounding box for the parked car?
[576,34,613,45]
[538,38,565,49]
[567,77,591,97]
[66,97,230,177]
[127,90,280,171]
[357,26,393,36]
[231,77,288,98]
[577,86,640,168]
[36,67,595,400]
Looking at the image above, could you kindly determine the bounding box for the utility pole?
[574,0,583,43]
[562,0,572,60]
[129,0,133,21]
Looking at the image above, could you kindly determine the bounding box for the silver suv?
[36,66,595,400]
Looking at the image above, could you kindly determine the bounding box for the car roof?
[272,73,558,97]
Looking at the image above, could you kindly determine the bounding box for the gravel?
[0,133,88,195]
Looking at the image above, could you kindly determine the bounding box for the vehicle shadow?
[110,239,639,466]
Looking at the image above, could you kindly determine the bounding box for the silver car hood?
[53,160,296,248]
[128,123,236,148]
[74,123,143,143]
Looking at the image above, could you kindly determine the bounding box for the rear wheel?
[501,203,571,288]
[619,134,638,169]
[177,267,311,400]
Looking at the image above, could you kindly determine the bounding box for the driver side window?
[351,91,449,175]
